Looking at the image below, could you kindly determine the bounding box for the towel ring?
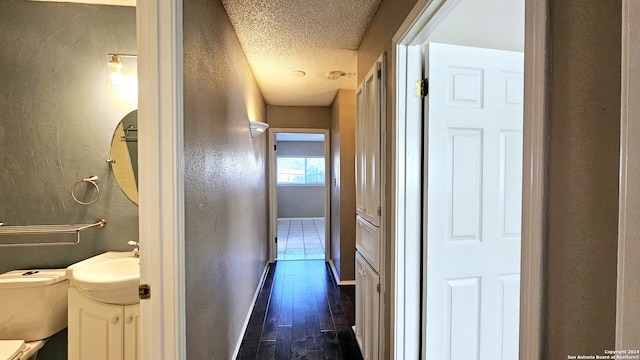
[71,175,100,205]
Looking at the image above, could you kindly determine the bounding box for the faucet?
[127,240,140,258]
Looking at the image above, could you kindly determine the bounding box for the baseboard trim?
[231,263,270,360]
[328,259,356,286]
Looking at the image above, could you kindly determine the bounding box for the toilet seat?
[0,340,25,360]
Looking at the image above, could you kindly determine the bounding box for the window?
[277,157,325,184]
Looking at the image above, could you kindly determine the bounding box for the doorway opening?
[268,129,331,262]
[392,0,544,358]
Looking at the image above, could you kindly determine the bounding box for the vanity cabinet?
[355,252,380,360]
[68,288,140,360]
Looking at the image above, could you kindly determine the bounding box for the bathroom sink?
[67,252,140,305]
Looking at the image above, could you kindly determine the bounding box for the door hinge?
[377,283,381,293]
[275,237,278,244]
[414,78,429,98]
[377,207,381,216]
[274,144,277,151]
[139,284,151,300]
[377,69,382,79]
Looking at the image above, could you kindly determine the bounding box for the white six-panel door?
[424,43,523,360]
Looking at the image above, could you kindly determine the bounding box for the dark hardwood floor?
[237,260,363,360]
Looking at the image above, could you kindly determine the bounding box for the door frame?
[267,128,331,263]
[137,1,186,359]
[391,0,548,358]
[616,0,640,348]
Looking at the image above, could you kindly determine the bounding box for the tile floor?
[277,218,325,260]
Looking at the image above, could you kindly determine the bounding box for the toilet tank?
[0,269,68,341]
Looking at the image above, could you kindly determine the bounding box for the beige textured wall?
[330,89,356,281]
[357,0,419,358]
[358,0,419,84]
[267,105,331,129]
[183,0,268,358]
[545,1,621,357]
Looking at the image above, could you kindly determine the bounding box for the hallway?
[236,260,362,360]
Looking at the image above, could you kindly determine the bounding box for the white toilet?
[0,269,68,360]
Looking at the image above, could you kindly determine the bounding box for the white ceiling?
[222,0,381,107]
[430,0,524,52]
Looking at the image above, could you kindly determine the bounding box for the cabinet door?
[68,288,123,360]
[355,56,384,226]
[356,84,367,217]
[363,60,382,226]
[355,252,380,360]
[356,215,381,272]
[355,254,365,350]
[362,256,380,360]
[123,304,141,360]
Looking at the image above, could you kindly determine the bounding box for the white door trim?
[267,128,331,263]
[392,43,423,360]
[616,0,640,349]
[518,1,548,358]
[137,1,186,359]
[391,0,548,358]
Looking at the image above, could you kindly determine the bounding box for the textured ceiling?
[222,0,381,106]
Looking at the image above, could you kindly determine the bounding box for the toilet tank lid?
[0,340,25,359]
[0,269,67,288]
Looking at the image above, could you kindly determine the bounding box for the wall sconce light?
[249,121,269,137]
[107,53,137,90]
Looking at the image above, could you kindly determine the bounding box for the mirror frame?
[110,109,138,204]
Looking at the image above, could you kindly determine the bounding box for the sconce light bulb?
[107,56,124,90]
[109,71,124,88]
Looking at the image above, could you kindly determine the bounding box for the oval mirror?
[110,109,138,204]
